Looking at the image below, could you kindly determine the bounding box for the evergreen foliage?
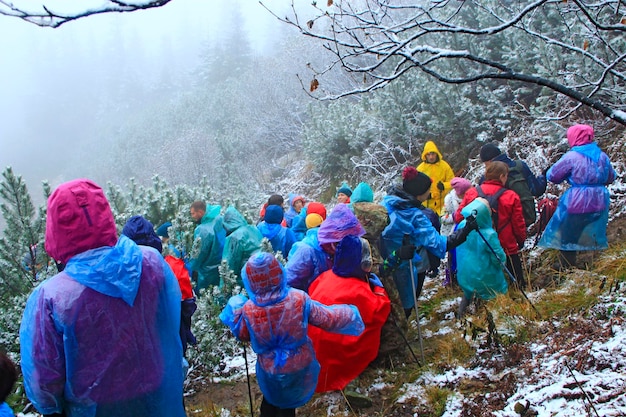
[0,168,50,307]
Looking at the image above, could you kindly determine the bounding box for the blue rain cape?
[285,228,332,292]
[220,252,363,409]
[456,199,508,300]
[20,236,185,417]
[257,221,297,258]
[539,143,616,251]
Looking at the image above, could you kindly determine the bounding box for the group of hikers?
[1,124,616,417]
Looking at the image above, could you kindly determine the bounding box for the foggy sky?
[0,0,308,195]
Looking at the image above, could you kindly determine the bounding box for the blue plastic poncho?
[190,204,226,289]
[20,236,185,417]
[220,252,364,409]
[285,228,332,292]
[290,208,308,242]
[539,140,616,251]
[257,222,297,258]
[222,206,263,282]
[0,402,14,417]
[381,186,447,309]
[456,199,508,300]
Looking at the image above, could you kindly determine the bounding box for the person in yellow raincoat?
[417,140,455,215]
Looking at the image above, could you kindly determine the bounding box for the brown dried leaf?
[583,39,589,51]
[310,78,319,92]
[307,20,314,29]
[327,0,333,6]
[621,17,626,25]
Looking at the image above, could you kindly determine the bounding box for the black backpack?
[476,185,508,232]
[506,160,536,227]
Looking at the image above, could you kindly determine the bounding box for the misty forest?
[0,1,625,416]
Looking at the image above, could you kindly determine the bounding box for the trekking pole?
[468,213,542,319]
[388,310,421,366]
[242,343,255,417]
[404,234,425,364]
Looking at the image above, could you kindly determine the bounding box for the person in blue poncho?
[220,252,364,417]
[456,198,508,318]
[190,200,226,291]
[539,124,616,270]
[381,167,478,318]
[286,204,365,292]
[0,352,17,417]
[257,205,297,258]
[20,179,185,417]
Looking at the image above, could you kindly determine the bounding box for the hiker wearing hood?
[417,141,455,215]
[308,235,391,392]
[20,179,185,417]
[456,198,508,317]
[222,206,263,284]
[539,124,616,270]
[257,205,297,258]
[284,194,306,228]
[220,252,364,416]
[286,204,365,292]
[381,167,477,317]
[190,201,226,291]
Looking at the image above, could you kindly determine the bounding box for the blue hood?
[64,235,143,306]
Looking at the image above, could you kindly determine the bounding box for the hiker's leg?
[457,295,470,318]
[260,397,281,417]
[558,251,577,268]
[506,254,526,289]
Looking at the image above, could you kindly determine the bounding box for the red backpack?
[535,197,558,240]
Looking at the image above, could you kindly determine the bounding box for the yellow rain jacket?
[417,141,455,215]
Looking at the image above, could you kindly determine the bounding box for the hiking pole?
[404,234,425,364]
[388,310,422,366]
[242,343,255,417]
[468,215,542,319]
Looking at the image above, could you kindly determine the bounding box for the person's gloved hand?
[465,213,478,231]
[368,274,384,288]
[397,243,416,260]
[437,181,445,191]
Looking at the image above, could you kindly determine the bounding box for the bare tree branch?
[0,0,172,28]
[267,0,626,125]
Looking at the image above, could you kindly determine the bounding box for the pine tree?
[0,167,50,307]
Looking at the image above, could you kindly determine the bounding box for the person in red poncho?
[308,234,391,392]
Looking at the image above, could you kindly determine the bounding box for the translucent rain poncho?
[222,206,263,282]
[220,252,364,409]
[456,198,508,300]
[20,179,184,417]
[285,228,332,292]
[190,204,226,289]
[539,125,616,251]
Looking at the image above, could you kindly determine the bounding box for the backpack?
[506,160,536,227]
[476,185,508,232]
[534,197,558,243]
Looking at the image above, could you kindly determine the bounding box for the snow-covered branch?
[271,0,626,125]
[0,0,172,28]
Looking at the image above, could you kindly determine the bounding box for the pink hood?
[567,124,594,147]
[45,179,118,264]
